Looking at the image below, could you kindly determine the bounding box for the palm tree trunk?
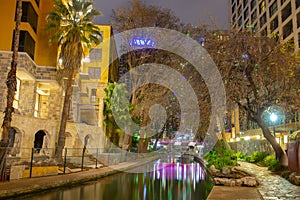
[55,71,74,161]
[0,0,22,181]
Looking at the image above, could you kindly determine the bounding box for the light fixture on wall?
[58,58,64,69]
[283,135,288,144]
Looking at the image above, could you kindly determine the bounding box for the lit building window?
[34,93,39,118]
[13,78,20,109]
[259,0,265,14]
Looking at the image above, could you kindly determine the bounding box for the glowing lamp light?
[284,135,288,144]
[83,56,90,63]
[129,37,155,47]
[270,113,278,123]
[244,136,250,141]
[58,58,63,65]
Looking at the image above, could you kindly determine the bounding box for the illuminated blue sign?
[129,37,155,47]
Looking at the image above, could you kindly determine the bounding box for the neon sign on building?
[129,37,155,47]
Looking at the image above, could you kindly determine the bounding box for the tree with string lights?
[204,29,300,163]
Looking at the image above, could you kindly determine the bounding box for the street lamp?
[270,113,277,136]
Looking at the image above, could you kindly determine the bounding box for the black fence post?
[107,148,110,166]
[81,146,86,171]
[95,148,98,168]
[29,148,34,178]
[63,148,67,174]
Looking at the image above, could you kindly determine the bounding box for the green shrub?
[268,159,284,171]
[281,170,292,179]
[249,151,269,163]
[234,151,245,160]
[244,155,251,162]
[204,148,237,170]
[263,155,276,167]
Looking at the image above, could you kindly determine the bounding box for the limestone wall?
[18,81,36,117]
[0,113,106,158]
[0,50,106,159]
[0,52,10,111]
[48,87,62,120]
[229,140,274,155]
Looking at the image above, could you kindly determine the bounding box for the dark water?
[11,159,213,200]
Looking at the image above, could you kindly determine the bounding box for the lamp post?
[270,113,278,137]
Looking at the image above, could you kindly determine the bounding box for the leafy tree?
[103,82,134,147]
[111,0,182,152]
[46,0,102,160]
[0,0,22,181]
[205,30,300,163]
[112,1,223,153]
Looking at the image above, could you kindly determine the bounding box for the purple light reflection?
[151,162,205,183]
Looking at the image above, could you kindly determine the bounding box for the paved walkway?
[238,162,300,200]
[208,186,263,200]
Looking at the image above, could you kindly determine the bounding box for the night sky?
[93,0,230,29]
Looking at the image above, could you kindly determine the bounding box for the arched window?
[8,128,16,148]
[34,130,46,153]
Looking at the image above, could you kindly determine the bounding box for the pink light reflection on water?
[151,161,206,183]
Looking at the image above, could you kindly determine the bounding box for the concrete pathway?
[208,186,263,200]
[238,162,300,200]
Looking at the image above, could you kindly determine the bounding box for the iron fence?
[0,147,164,182]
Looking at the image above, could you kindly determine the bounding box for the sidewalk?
[0,156,159,199]
[208,186,263,200]
[208,162,300,200]
[238,162,300,199]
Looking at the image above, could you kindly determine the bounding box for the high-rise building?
[230,0,300,50]
[228,0,300,151]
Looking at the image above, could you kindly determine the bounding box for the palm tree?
[46,0,102,161]
[0,0,22,181]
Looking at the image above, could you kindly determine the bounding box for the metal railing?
[0,147,163,182]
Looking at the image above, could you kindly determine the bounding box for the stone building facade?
[0,1,116,160]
